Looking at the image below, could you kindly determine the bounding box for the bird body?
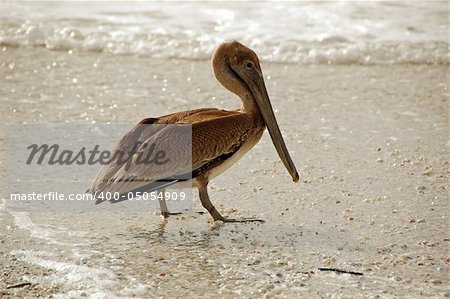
[89,41,298,222]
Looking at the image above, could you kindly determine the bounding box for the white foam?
[0,1,447,65]
[9,212,148,298]
[11,211,75,246]
[12,249,148,299]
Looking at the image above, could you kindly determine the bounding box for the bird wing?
[89,108,253,204]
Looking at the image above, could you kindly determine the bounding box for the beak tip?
[292,172,299,183]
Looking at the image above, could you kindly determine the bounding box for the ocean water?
[1,2,449,298]
[0,1,448,64]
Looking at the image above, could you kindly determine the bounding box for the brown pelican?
[89,40,299,222]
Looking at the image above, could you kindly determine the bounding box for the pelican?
[89,40,299,222]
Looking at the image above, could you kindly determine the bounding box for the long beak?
[245,71,299,183]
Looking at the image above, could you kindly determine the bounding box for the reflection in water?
[128,215,220,248]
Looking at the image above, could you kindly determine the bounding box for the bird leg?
[198,186,264,223]
[198,186,225,221]
[158,188,181,218]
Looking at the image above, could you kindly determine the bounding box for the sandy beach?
[1,46,448,298]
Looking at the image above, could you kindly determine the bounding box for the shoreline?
[1,47,448,298]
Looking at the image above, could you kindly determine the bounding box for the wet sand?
[1,48,449,298]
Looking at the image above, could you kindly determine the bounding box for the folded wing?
[88,108,252,204]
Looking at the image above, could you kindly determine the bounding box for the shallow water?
[1,1,449,298]
[1,47,449,298]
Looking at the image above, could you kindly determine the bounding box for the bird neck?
[240,94,264,126]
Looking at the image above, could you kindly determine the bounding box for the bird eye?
[245,61,253,69]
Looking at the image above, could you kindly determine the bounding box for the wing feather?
[89,108,252,204]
